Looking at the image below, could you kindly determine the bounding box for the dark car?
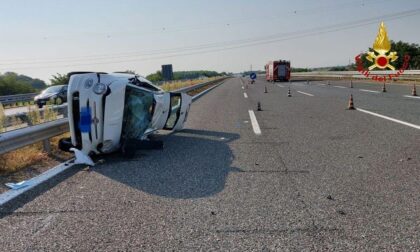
[34,85,68,108]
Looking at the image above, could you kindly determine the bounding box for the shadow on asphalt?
[95,129,241,199]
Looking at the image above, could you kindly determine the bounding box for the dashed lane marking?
[359,89,380,93]
[243,93,248,98]
[248,110,262,135]
[356,108,420,130]
[403,95,420,99]
[297,91,314,96]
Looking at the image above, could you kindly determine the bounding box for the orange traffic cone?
[382,82,387,92]
[347,94,355,110]
[287,87,292,97]
[257,102,262,111]
[412,84,417,96]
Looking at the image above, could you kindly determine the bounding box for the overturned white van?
[58,72,192,157]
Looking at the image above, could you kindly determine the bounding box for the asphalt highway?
[0,77,419,250]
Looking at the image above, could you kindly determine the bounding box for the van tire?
[58,137,74,152]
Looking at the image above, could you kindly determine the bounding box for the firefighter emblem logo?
[366,22,398,70]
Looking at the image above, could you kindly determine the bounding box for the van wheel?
[58,137,74,152]
[55,97,63,105]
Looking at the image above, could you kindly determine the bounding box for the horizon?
[1,0,420,84]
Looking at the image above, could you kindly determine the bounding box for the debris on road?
[5,180,29,190]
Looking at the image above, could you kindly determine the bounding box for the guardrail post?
[42,139,51,153]
[62,106,68,117]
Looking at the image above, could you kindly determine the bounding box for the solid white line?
[0,160,77,206]
[359,89,380,93]
[248,110,261,135]
[243,92,248,98]
[403,95,420,99]
[277,84,285,88]
[356,108,420,130]
[334,85,346,89]
[297,91,314,97]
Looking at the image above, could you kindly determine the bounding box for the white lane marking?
[297,91,314,97]
[243,92,248,98]
[242,86,244,89]
[0,160,77,206]
[359,89,380,93]
[277,84,285,88]
[403,95,420,99]
[356,108,420,130]
[318,83,326,86]
[248,110,262,135]
[333,85,346,89]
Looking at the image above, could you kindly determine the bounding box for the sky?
[0,0,419,83]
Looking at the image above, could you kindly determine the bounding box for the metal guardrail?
[175,77,228,93]
[291,70,420,81]
[0,118,69,155]
[4,104,67,128]
[0,93,37,105]
[0,78,228,155]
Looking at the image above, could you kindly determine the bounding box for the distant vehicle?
[58,72,192,158]
[265,60,291,82]
[34,85,68,108]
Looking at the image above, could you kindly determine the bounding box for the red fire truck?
[265,60,291,82]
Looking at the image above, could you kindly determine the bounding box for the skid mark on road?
[248,110,261,135]
[356,108,420,130]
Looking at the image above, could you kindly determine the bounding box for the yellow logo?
[366,22,398,70]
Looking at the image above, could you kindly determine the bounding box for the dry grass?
[160,77,220,91]
[0,132,72,175]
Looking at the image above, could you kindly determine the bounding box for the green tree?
[357,40,420,70]
[0,72,35,95]
[146,71,163,82]
[50,73,69,85]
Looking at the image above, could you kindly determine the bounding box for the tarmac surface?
[0,77,419,250]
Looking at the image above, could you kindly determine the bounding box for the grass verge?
[0,133,73,192]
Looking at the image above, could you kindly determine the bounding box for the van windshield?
[122,86,154,139]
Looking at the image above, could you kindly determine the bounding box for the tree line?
[0,72,46,96]
[146,70,225,82]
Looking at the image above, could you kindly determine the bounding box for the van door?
[163,92,192,130]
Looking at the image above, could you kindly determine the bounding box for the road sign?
[250,73,256,80]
